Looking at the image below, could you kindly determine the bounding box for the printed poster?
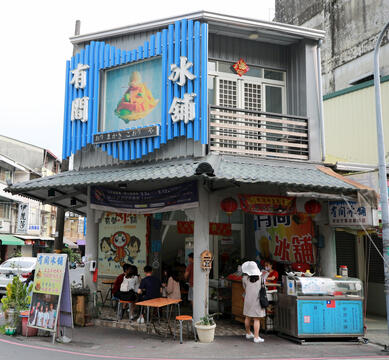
[102,57,162,132]
[28,253,67,332]
[255,213,315,264]
[98,212,149,277]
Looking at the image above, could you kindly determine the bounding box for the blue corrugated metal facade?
[62,20,208,161]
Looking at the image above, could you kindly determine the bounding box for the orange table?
[136,298,181,335]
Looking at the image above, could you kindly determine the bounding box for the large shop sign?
[328,200,378,227]
[91,181,198,214]
[254,213,315,264]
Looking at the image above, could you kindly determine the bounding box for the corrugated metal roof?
[215,157,356,190]
[7,156,357,194]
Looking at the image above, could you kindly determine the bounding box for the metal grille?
[217,79,238,149]
[244,82,262,151]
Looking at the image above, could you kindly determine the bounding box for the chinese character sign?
[16,203,29,233]
[239,194,296,216]
[33,254,67,295]
[328,200,378,227]
[28,254,68,332]
[254,213,315,264]
[98,213,149,277]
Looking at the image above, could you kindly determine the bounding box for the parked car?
[0,257,37,295]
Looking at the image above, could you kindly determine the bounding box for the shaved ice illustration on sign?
[115,71,159,123]
[102,57,162,132]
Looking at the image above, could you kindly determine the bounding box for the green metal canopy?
[0,235,25,246]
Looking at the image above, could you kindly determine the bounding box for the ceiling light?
[248,33,259,40]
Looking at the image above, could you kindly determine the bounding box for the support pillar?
[84,186,99,293]
[54,207,65,252]
[319,225,337,277]
[193,183,209,322]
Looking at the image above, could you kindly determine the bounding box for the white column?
[84,186,99,293]
[193,184,210,322]
[319,225,337,277]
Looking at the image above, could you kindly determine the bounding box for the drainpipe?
[316,39,326,162]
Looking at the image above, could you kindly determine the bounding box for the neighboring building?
[64,212,86,251]
[275,0,388,316]
[7,12,374,325]
[0,136,61,260]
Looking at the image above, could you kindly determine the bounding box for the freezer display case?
[275,276,364,339]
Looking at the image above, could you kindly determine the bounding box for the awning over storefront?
[4,155,375,214]
[15,235,55,241]
[0,235,25,245]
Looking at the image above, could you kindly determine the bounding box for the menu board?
[28,254,68,332]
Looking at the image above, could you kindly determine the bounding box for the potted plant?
[1,276,32,335]
[195,313,218,343]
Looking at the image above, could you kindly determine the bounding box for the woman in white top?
[241,261,266,344]
[36,305,45,328]
[118,265,140,320]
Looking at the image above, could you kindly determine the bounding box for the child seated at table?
[137,265,161,323]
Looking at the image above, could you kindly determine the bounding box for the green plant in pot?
[1,276,32,335]
[195,313,219,343]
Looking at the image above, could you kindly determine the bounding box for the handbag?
[259,278,269,308]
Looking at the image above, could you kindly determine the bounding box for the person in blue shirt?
[136,265,161,323]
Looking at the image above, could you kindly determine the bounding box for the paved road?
[1,326,389,360]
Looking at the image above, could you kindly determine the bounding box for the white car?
[0,257,37,294]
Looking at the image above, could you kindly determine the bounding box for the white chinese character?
[168,56,196,86]
[169,93,196,124]
[70,63,89,89]
[71,97,89,122]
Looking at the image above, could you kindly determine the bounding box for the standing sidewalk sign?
[28,253,73,341]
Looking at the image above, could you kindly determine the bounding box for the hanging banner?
[91,181,198,214]
[28,253,72,332]
[239,194,296,215]
[16,203,29,233]
[254,213,315,264]
[98,213,149,277]
[176,221,232,236]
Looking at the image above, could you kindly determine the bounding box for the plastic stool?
[174,315,197,344]
[117,300,135,321]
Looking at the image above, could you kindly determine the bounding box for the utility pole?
[373,20,389,335]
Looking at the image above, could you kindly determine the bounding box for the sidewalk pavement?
[366,315,389,347]
[5,321,388,360]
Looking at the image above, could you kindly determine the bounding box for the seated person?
[137,265,161,323]
[166,270,181,300]
[264,260,279,290]
[112,263,131,299]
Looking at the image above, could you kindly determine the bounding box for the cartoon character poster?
[102,57,162,132]
[254,213,315,264]
[98,212,149,276]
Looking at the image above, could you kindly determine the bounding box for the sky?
[0,0,275,160]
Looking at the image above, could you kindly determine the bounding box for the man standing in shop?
[185,253,194,306]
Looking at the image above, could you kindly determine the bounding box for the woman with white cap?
[241,261,266,343]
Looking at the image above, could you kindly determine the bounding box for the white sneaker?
[137,316,145,324]
[254,337,264,343]
[245,332,254,339]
